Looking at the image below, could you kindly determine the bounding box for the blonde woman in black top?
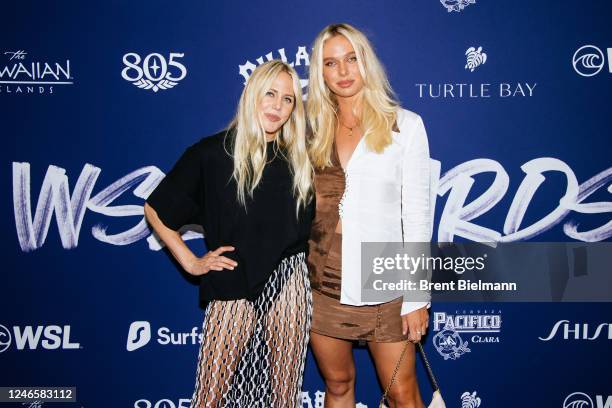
[144,60,314,408]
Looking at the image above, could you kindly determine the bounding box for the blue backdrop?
[3,1,611,407]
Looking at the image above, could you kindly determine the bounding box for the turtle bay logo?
[461,391,482,408]
[440,0,476,13]
[126,320,202,351]
[432,310,501,360]
[0,324,80,352]
[0,50,73,94]
[121,52,187,93]
[238,45,310,96]
[563,392,612,408]
[416,46,537,99]
[539,320,612,341]
[465,46,487,72]
[572,45,612,77]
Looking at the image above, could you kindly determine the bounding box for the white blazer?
[339,108,431,315]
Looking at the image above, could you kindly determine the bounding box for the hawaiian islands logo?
[0,50,73,94]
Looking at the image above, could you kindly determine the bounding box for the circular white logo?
[563,392,594,408]
[0,325,12,353]
[572,45,605,77]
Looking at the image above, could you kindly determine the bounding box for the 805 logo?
[134,399,191,408]
[122,52,187,92]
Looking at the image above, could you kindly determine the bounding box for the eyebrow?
[323,51,357,60]
[269,88,294,98]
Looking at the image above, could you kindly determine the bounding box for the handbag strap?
[379,341,440,407]
[417,341,440,392]
[381,114,439,406]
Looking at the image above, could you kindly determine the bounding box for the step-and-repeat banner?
[3,1,611,407]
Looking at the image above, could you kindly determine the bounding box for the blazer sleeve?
[401,115,432,315]
[146,144,203,231]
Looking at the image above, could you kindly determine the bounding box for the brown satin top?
[306,148,345,297]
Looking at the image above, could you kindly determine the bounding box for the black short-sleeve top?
[146,130,314,302]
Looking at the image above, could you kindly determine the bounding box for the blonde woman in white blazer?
[306,23,431,408]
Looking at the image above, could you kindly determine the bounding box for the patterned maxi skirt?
[190,252,312,408]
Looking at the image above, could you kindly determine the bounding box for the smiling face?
[322,34,364,99]
[258,70,295,138]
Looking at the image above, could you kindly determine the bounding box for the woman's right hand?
[186,246,238,276]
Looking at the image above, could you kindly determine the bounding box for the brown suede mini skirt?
[310,232,408,343]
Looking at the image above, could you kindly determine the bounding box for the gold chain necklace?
[339,118,358,137]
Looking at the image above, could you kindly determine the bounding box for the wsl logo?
[121,52,187,93]
[0,324,80,352]
[432,310,501,360]
[440,0,476,13]
[539,320,612,341]
[572,45,612,77]
[0,325,11,352]
[563,392,612,408]
[0,50,73,94]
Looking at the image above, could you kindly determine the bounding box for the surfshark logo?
[126,321,151,351]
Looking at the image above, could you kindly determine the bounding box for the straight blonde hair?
[308,23,399,169]
[229,60,312,213]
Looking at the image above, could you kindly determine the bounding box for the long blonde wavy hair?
[308,23,399,168]
[228,60,312,213]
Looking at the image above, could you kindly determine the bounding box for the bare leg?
[266,260,312,406]
[190,300,254,407]
[310,331,355,408]
[368,340,425,408]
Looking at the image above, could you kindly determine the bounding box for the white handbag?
[379,341,446,408]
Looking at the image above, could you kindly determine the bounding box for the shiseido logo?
[121,52,187,92]
[539,320,612,341]
[0,50,73,95]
